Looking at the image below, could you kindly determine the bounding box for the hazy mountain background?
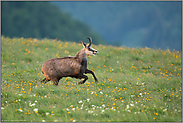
[1,1,182,50]
[51,1,182,51]
[1,1,105,45]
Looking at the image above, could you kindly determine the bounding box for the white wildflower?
[130,103,134,107]
[80,103,84,109]
[100,91,103,94]
[131,95,135,98]
[72,108,75,111]
[1,107,4,110]
[163,108,167,112]
[88,110,93,114]
[72,119,76,122]
[101,110,105,113]
[18,108,23,112]
[33,108,38,112]
[111,107,116,111]
[87,98,90,102]
[78,100,83,103]
[46,112,50,116]
[102,104,105,108]
[92,107,95,110]
[70,105,73,107]
[126,105,129,109]
[42,120,45,122]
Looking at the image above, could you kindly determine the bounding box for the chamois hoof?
[78,81,84,84]
[53,82,58,86]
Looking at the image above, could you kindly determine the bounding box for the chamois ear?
[81,41,86,48]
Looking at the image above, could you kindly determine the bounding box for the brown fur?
[41,37,98,86]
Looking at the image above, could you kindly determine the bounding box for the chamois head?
[81,37,98,56]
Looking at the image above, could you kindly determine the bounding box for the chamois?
[41,37,98,86]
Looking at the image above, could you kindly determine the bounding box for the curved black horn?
[87,37,92,47]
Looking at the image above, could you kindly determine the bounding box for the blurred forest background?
[1,1,182,51]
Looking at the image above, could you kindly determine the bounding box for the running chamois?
[41,37,98,86]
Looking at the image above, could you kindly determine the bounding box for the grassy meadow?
[1,36,182,122]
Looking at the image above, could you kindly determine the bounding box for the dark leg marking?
[78,75,88,84]
[85,69,98,82]
[41,78,50,84]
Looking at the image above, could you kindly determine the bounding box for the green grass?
[1,36,182,122]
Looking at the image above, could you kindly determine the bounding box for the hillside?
[1,36,182,122]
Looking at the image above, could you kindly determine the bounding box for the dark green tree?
[1,1,105,44]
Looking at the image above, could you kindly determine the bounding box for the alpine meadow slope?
[1,36,182,122]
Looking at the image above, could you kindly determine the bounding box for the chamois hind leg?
[78,75,88,84]
[51,78,60,86]
[41,78,50,84]
[85,69,98,82]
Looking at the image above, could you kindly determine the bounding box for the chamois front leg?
[85,69,98,82]
[78,75,88,84]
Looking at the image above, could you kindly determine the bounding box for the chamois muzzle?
[93,50,98,56]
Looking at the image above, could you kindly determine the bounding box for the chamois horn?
[87,37,92,47]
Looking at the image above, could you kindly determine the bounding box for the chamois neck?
[75,48,87,63]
